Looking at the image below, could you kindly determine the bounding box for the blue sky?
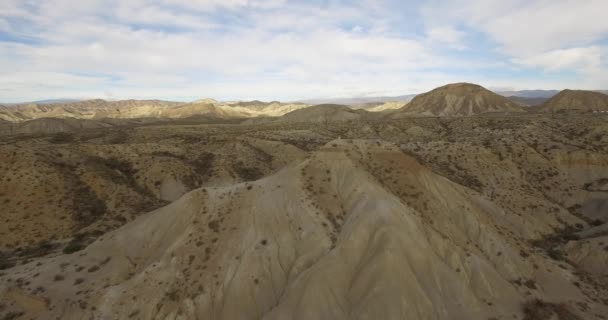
[0,0,607,102]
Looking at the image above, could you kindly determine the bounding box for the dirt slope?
[279,104,366,122]
[1,139,606,319]
[0,126,307,254]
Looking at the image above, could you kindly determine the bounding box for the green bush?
[547,248,564,261]
[0,251,15,270]
[49,132,75,144]
[63,241,85,254]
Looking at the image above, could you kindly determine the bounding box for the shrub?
[49,132,74,144]
[87,265,100,273]
[523,299,554,320]
[522,299,581,320]
[0,251,15,270]
[72,185,107,226]
[1,312,25,320]
[63,240,85,254]
[233,162,263,181]
[15,240,57,259]
[547,248,564,261]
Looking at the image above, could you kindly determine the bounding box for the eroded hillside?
[1,113,607,319]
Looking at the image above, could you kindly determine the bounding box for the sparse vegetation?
[0,252,15,270]
[72,184,107,226]
[0,311,25,320]
[522,299,581,320]
[49,132,75,144]
[233,161,264,181]
[63,234,88,254]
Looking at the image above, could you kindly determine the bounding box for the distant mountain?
[30,99,83,104]
[303,89,608,106]
[1,99,83,105]
[497,90,560,98]
[506,96,549,106]
[538,90,608,112]
[0,100,180,122]
[498,89,608,99]
[393,83,523,117]
[299,95,415,106]
[0,99,309,122]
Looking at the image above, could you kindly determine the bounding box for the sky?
[0,0,607,102]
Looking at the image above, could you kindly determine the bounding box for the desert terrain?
[1,83,608,319]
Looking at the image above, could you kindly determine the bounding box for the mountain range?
[1,83,607,137]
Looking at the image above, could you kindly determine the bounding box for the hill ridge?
[539,89,608,112]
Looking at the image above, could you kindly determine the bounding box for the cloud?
[0,0,451,101]
[422,0,608,55]
[513,46,602,72]
[0,0,607,102]
[162,0,286,11]
[421,0,608,85]
[426,26,467,50]
[0,18,10,32]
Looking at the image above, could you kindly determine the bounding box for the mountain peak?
[395,82,523,116]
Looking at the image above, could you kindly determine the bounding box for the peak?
[397,82,522,116]
[434,83,488,92]
[442,82,484,88]
[78,99,107,104]
[193,98,218,104]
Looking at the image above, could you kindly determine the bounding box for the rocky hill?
[394,83,523,117]
[0,100,178,122]
[538,90,608,112]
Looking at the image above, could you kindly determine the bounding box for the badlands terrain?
[1,83,608,319]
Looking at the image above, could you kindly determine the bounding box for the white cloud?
[0,0,458,102]
[513,46,602,72]
[423,0,608,55]
[161,0,286,11]
[421,0,608,84]
[0,0,607,102]
[0,18,10,32]
[426,26,467,50]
